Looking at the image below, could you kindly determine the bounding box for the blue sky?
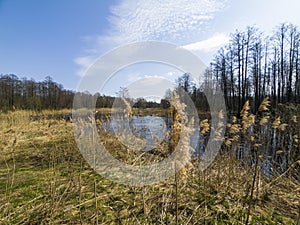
[1,0,300,96]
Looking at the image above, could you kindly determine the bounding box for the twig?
[142,186,147,216]
[63,194,109,212]
[79,159,83,225]
[175,167,179,225]
[245,148,259,225]
[297,205,300,225]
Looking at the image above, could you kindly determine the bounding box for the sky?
[1,0,300,97]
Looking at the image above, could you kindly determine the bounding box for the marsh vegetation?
[1,96,300,224]
[1,22,300,224]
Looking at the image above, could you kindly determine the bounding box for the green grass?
[0,109,299,224]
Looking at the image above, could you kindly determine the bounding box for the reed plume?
[225,139,232,147]
[259,115,270,125]
[200,119,210,135]
[121,97,133,121]
[218,110,224,119]
[240,100,250,118]
[258,97,270,111]
[240,100,256,132]
[232,116,237,123]
[212,110,225,141]
[278,123,288,131]
[229,124,240,134]
[272,117,281,129]
[291,115,297,123]
[293,135,299,147]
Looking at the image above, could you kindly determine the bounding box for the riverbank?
[0,110,299,224]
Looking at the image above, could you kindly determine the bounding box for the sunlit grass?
[0,105,299,224]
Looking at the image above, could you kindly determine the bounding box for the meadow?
[0,99,300,224]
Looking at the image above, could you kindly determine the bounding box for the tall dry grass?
[0,99,299,224]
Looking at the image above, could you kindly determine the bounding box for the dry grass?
[0,105,299,224]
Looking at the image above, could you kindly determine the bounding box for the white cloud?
[127,76,175,99]
[165,71,180,79]
[144,74,176,83]
[181,33,229,52]
[75,0,227,77]
[74,56,96,77]
[127,73,143,83]
[74,56,94,68]
[105,0,226,44]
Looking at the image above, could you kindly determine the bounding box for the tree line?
[173,23,300,114]
[209,23,300,113]
[1,23,300,113]
[0,75,164,111]
[0,75,74,111]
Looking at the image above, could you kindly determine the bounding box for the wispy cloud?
[75,0,227,76]
[181,33,230,52]
[128,76,175,100]
[105,0,226,44]
[127,73,143,83]
[74,56,96,77]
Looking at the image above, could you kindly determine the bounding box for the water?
[98,114,199,152]
[73,112,293,176]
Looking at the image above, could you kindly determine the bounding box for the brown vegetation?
[0,100,299,224]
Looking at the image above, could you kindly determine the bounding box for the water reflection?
[97,114,200,152]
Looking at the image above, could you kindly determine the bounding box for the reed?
[0,102,299,224]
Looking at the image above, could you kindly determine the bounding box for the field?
[0,102,300,224]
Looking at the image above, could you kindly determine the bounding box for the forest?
[210,23,300,112]
[1,23,300,115]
